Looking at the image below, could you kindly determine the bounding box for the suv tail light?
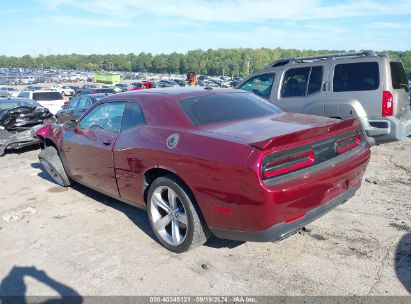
[262,150,314,179]
[336,133,361,154]
[382,91,393,116]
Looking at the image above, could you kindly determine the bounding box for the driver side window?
[239,74,275,100]
[79,102,125,133]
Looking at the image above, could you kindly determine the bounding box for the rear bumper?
[210,186,357,242]
[362,111,411,145]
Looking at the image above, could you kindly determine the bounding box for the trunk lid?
[199,112,359,150]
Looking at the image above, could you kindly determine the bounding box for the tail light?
[262,150,314,179]
[92,89,97,94]
[336,133,361,154]
[382,91,393,116]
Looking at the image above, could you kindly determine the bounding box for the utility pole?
[245,56,252,76]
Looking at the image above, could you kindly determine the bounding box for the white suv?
[18,90,65,114]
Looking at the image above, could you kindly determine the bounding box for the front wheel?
[147,176,209,253]
[38,147,71,187]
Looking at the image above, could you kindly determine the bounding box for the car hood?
[198,112,357,149]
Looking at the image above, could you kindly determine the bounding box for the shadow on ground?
[32,161,245,250]
[0,266,82,303]
[31,162,56,184]
[4,144,40,156]
[395,232,411,294]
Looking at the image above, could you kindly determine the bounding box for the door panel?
[61,102,126,196]
[63,129,119,196]
[326,59,382,118]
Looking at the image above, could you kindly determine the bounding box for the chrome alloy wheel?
[150,186,188,246]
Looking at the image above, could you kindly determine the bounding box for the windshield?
[0,99,40,111]
[179,92,283,126]
[33,92,63,101]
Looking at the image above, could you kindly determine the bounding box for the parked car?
[19,76,34,85]
[159,80,179,88]
[115,83,130,92]
[50,85,75,96]
[101,85,122,93]
[0,98,53,156]
[129,81,153,90]
[61,86,76,96]
[71,88,117,99]
[82,84,99,89]
[25,85,45,91]
[0,87,20,98]
[34,88,370,252]
[237,50,411,145]
[173,79,188,87]
[55,93,113,123]
[17,90,65,114]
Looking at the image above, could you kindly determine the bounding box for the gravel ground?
[0,139,410,297]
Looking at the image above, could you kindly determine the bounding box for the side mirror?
[64,120,77,131]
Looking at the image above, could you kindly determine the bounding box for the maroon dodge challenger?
[34,88,370,252]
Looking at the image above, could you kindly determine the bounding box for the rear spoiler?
[251,118,360,150]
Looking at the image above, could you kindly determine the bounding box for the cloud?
[41,0,411,23]
[52,15,132,28]
[369,22,411,29]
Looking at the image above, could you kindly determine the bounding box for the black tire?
[147,175,210,253]
[38,147,71,187]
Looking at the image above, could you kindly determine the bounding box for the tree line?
[1,48,410,78]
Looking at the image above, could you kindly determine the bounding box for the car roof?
[97,87,248,129]
[21,90,61,93]
[114,87,241,99]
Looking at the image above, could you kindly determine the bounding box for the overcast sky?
[1,0,410,56]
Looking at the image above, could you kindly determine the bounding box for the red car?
[34,88,370,252]
[129,81,152,91]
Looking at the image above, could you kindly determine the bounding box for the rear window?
[33,92,63,101]
[333,62,379,92]
[179,92,283,126]
[121,102,145,131]
[390,62,409,92]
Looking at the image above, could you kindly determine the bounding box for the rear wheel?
[147,176,209,252]
[38,147,71,187]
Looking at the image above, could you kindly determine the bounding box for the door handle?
[323,81,330,92]
[102,139,113,146]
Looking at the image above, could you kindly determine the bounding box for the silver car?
[237,50,411,145]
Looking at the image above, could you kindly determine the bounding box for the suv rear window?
[333,62,379,92]
[390,62,409,92]
[179,92,283,126]
[33,92,63,101]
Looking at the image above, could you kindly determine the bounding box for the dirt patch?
[47,186,68,193]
